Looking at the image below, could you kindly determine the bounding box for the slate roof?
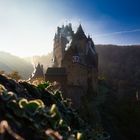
[73,24,87,40]
[46,67,67,76]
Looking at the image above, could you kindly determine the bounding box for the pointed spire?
[88,34,90,39]
[75,24,87,39]
[76,24,84,33]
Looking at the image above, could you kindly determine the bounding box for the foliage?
[0,74,110,140]
[0,70,5,75]
[96,45,140,139]
[7,71,22,81]
[101,96,140,140]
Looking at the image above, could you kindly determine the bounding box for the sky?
[0,0,140,57]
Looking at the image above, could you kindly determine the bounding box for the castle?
[45,23,98,106]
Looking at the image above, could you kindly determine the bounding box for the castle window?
[72,56,80,63]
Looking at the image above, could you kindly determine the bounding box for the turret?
[53,23,74,67]
[74,24,87,40]
[29,63,44,81]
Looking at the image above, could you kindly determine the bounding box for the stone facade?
[45,23,98,107]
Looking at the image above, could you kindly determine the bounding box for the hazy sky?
[0,0,140,57]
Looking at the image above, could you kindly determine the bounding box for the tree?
[0,70,5,75]
[8,71,21,81]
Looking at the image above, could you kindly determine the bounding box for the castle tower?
[53,24,74,67]
[62,24,98,87]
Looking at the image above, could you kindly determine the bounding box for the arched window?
[72,56,80,63]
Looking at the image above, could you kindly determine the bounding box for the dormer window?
[72,56,80,63]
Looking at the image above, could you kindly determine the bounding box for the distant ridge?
[0,51,33,79]
[24,53,53,70]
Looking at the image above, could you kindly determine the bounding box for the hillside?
[0,52,33,79]
[96,44,140,98]
[96,44,140,140]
